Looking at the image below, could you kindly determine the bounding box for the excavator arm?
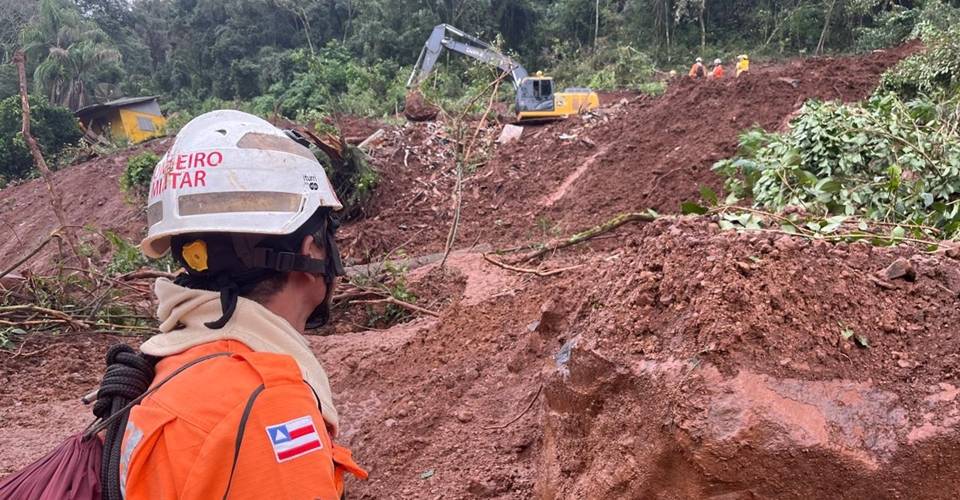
[407,24,528,89]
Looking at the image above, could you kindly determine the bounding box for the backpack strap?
[84,352,233,439]
[222,383,266,500]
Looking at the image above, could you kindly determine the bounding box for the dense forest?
[0,0,958,189]
[1,0,954,118]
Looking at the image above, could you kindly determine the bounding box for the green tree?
[20,0,121,110]
[0,94,82,184]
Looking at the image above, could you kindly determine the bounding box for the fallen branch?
[357,128,384,150]
[482,253,583,277]
[0,232,59,281]
[351,296,440,317]
[482,383,543,430]
[118,269,178,281]
[506,212,658,264]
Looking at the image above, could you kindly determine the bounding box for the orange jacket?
[688,63,706,79]
[119,339,366,499]
[712,65,725,78]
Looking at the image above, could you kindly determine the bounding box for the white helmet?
[696,57,703,63]
[714,58,722,65]
[141,110,342,258]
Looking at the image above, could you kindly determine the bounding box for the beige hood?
[140,278,339,435]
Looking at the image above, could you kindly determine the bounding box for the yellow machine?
[408,25,600,121]
[514,74,600,120]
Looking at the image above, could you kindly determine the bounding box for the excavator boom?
[407,24,527,89]
[407,24,598,121]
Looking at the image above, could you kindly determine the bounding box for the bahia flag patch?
[265,415,324,463]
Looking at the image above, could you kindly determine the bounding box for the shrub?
[0,94,82,184]
[254,44,406,120]
[880,3,960,99]
[121,151,159,196]
[855,6,919,52]
[713,94,960,236]
[544,41,658,92]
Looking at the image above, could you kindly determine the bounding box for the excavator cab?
[516,74,600,121]
[517,76,556,113]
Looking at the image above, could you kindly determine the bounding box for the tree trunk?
[699,0,706,52]
[13,51,84,267]
[816,0,838,54]
[595,0,600,47]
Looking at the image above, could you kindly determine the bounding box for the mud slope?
[344,45,915,260]
[0,139,170,272]
[4,220,960,498]
[540,218,960,499]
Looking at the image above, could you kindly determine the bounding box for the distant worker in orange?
[689,57,706,80]
[710,58,724,79]
[103,110,367,500]
[736,54,750,77]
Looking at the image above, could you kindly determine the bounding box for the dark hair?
[242,271,288,303]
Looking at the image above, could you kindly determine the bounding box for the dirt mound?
[347,45,917,261]
[0,139,170,273]
[404,91,440,122]
[5,219,960,496]
[541,217,960,498]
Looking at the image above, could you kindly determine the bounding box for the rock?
[497,124,523,144]
[541,347,960,499]
[884,258,916,281]
[455,411,474,423]
[774,236,800,252]
[384,418,397,428]
[535,299,565,335]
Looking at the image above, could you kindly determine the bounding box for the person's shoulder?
[146,349,304,430]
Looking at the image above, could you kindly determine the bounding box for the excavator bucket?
[403,90,439,122]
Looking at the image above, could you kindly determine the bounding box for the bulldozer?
[407,24,600,121]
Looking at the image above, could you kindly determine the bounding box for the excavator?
[407,24,600,121]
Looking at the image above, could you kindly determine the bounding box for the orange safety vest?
[712,65,725,78]
[689,63,706,79]
[120,339,366,499]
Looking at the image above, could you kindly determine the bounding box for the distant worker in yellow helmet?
[736,54,750,77]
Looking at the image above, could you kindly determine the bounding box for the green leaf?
[891,226,905,239]
[420,469,435,480]
[699,186,719,206]
[681,201,709,215]
[855,335,870,348]
[798,170,819,186]
[780,223,798,234]
[841,327,854,340]
[718,220,736,231]
[817,178,843,193]
[921,192,934,207]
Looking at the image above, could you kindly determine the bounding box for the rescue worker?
[711,58,724,79]
[736,54,750,77]
[688,57,706,80]
[117,110,367,499]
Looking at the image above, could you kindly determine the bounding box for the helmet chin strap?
[305,216,345,329]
